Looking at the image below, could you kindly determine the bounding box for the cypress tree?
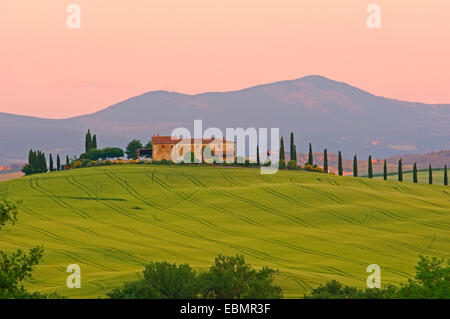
[398,159,403,182]
[85,129,92,152]
[49,153,54,172]
[41,152,47,173]
[323,149,328,173]
[279,137,285,161]
[413,163,418,183]
[353,155,358,177]
[293,145,297,163]
[256,145,260,166]
[290,132,296,162]
[338,151,343,176]
[383,160,387,180]
[57,154,61,171]
[444,165,448,186]
[92,134,97,149]
[308,143,313,165]
[66,155,69,166]
[368,155,373,179]
[429,164,433,185]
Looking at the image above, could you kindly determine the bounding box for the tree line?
[282,133,448,186]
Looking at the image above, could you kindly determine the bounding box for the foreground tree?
[305,255,450,299]
[0,199,45,299]
[108,255,282,299]
[199,255,282,299]
[323,149,328,173]
[413,163,418,183]
[398,159,403,182]
[125,140,143,160]
[368,156,373,179]
[383,160,388,180]
[107,262,198,299]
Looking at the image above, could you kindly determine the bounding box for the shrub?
[287,160,297,170]
[73,161,82,168]
[279,159,286,169]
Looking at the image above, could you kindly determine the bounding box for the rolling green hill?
[0,165,449,298]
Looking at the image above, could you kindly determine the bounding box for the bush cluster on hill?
[107,254,282,299]
[305,255,449,299]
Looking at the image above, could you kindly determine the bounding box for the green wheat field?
[0,165,449,298]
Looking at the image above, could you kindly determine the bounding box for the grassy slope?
[0,165,449,298]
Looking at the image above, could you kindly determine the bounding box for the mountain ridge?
[1,75,449,164]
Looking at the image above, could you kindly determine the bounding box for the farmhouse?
[151,135,235,162]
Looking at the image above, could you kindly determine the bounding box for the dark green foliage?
[304,280,398,299]
[289,133,296,162]
[198,255,282,299]
[368,155,373,179]
[256,146,260,166]
[287,160,297,170]
[429,164,433,185]
[305,255,450,299]
[323,149,328,173]
[144,140,152,149]
[279,137,285,161]
[338,151,343,176]
[413,163,418,183]
[49,154,54,172]
[445,165,448,186]
[307,143,313,165]
[383,160,387,180]
[85,129,93,153]
[353,155,358,177]
[79,147,124,161]
[56,154,61,171]
[92,134,97,149]
[398,159,403,182]
[22,149,47,175]
[108,262,198,299]
[108,255,282,299]
[66,155,69,166]
[125,139,143,159]
[0,199,46,299]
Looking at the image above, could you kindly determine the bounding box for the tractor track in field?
[279,271,312,291]
[222,173,242,186]
[146,170,260,226]
[29,178,98,222]
[106,171,246,238]
[65,175,200,255]
[218,189,312,227]
[262,238,412,279]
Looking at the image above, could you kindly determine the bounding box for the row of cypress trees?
[281,134,448,186]
[22,150,70,175]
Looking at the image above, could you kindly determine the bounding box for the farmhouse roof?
[152,135,233,145]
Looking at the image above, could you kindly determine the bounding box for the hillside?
[0,165,449,298]
[1,75,450,164]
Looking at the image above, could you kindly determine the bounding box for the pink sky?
[1,0,449,118]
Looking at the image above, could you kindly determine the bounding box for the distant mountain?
[1,75,449,164]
